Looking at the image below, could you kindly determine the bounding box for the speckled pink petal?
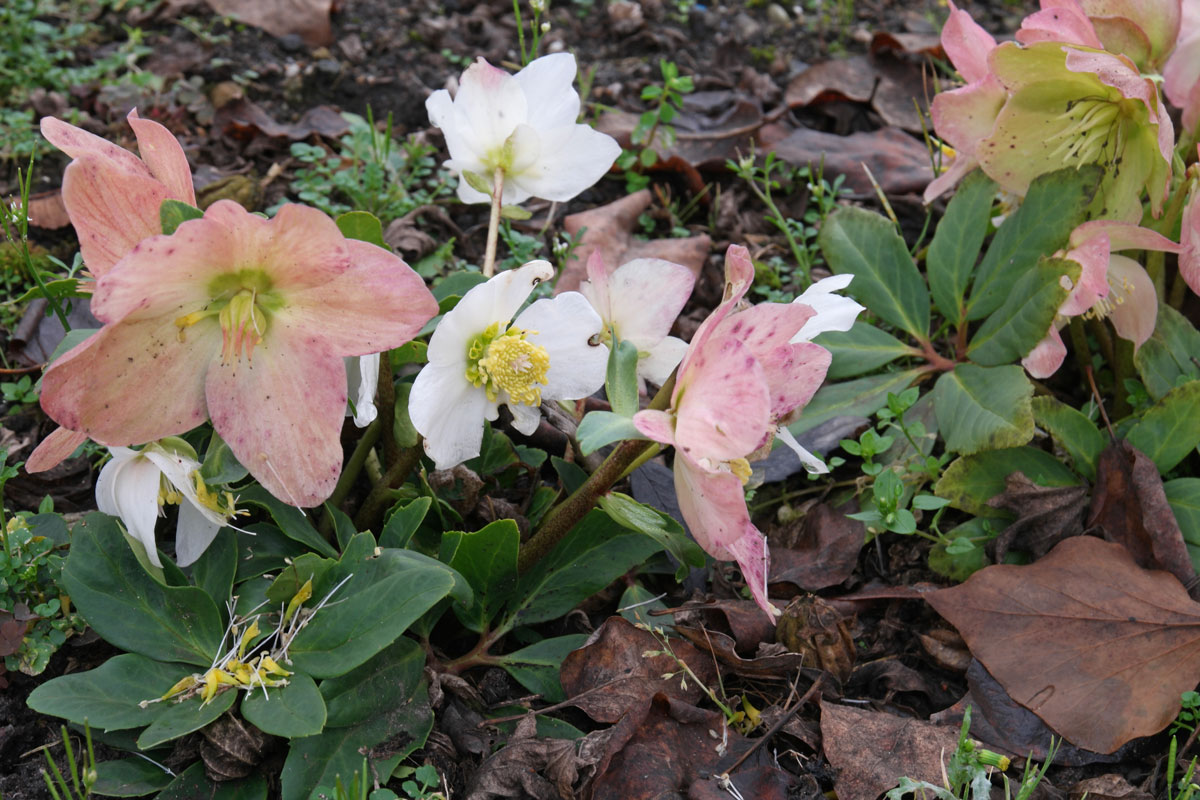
[127,109,195,205]
[604,258,695,348]
[24,427,88,473]
[672,453,748,555]
[929,78,1006,160]
[942,1,997,83]
[1017,0,1103,48]
[632,408,677,447]
[40,116,153,179]
[722,526,778,620]
[283,240,438,357]
[1060,231,1112,316]
[203,202,351,290]
[40,314,217,445]
[1107,255,1157,347]
[674,244,756,395]
[1180,193,1200,295]
[674,335,771,464]
[206,332,347,507]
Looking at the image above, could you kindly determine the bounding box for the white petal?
[346,354,380,428]
[637,336,688,386]
[517,291,608,401]
[409,361,493,470]
[508,123,621,203]
[142,448,230,531]
[790,275,865,342]
[175,502,222,567]
[514,53,581,131]
[427,260,554,364]
[508,402,542,435]
[775,427,829,475]
[99,452,166,567]
[426,90,485,178]
[454,58,527,157]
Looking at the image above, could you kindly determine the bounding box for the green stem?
[518,375,675,573]
[512,0,527,65]
[482,166,505,277]
[1171,268,1190,310]
[1067,317,1093,381]
[1147,248,1167,301]
[353,445,422,531]
[376,353,398,467]
[320,419,382,536]
[1113,336,1134,419]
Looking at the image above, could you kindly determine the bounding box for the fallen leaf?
[987,471,1089,563]
[820,700,961,800]
[1069,774,1154,800]
[849,657,959,712]
[784,54,930,133]
[595,92,763,170]
[205,0,332,46]
[769,503,865,592]
[26,190,70,230]
[673,598,776,653]
[213,98,349,144]
[674,625,809,681]
[928,536,1200,753]
[465,714,594,800]
[559,616,717,724]
[766,126,934,195]
[558,191,711,293]
[1089,440,1196,587]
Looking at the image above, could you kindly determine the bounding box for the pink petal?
[126,109,195,206]
[941,1,998,83]
[675,335,771,464]
[40,315,217,445]
[929,79,1007,160]
[604,258,694,347]
[58,156,169,277]
[1017,1,1104,48]
[204,202,351,291]
[578,250,611,319]
[206,333,347,507]
[1064,48,1174,167]
[723,526,779,620]
[1074,219,1181,254]
[923,152,981,204]
[1180,194,1200,295]
[1164,28,1200,116]
[283,240,438,356]
[674,244,755,392]
[1060,232,1112,316]
[1022,325,1068,379]
[40,117,153,179]
[1082,0,1181,67]
[1107,255,1158,346]
[24,427,88,473]
[632,408,677,446]
[672,453,748,555]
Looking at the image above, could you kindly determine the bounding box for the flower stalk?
[483,166,505,277]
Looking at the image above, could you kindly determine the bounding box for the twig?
[716,674,823,779]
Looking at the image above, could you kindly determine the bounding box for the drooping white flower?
[96,441,240,567]
[789,274,865,343]
[409,260,609,469]
[345,354,380,428]
[425,53,621,206]
[577,252,695,386]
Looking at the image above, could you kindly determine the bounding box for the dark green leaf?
[137,689,236,749]
[967,257,1079,366]
[241,672,326,738]
[92,757,175,796]
[234,523,307,582]
[379,497,433,549]
[160,199,204,236]
[238,485,337,558]
[442,519,520,633]
[335,211,387,248]
[496,635,587,703]
[927,169,996,323]
[156,763,267,800]
[200,432,249,486]
[1164,478,1200,574]
[598,492,705,577]
[936,447,1082,516]
[815,323,916,381]
[28,654,192,731]
[818,206,930,337]
[966,165,1100,320]
[190,528,237,607]
[933,364,1034,454]
[1125,380,1200,473]
[1031,396,1105,481]
[551,456,588,494]
[1134,303,1200,400]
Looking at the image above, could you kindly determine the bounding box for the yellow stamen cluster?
[218,290,268,363]
[465,323,551,406]
[1046,98,1122,167]
[729,457,753,485]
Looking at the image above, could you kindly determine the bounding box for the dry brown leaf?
[674,624,809,681]
[558,191,710,293]
[928,536,1200,753]
[205,0,332,46]
[783,54,930,133]
[766,127,934,195]
[1089,440,1196,587]
[465,714,592,800]
[559,616,716,724]
[987,472,1089,563]
[213,98,349,143]
[820,700,960,800]
[770,502,865,592]
[1069,774,1154,800]
[26,190,70,230]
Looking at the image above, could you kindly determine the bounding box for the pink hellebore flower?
[1179,177,1200,296]
[426,53,621,206]
[1023,220,1180,378]
[925,1,1007,204]
[577,251,695,386]
[27,111,196,473]
[632,246,843,618]
[1165,0,1200,134]
[37,201,438,507]
[1018,0,1182,72]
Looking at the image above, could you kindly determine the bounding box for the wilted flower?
[633,246,853,617]
[37,201,438,507]
[426,53,621,205]
[1023,220,1180,378]
[409,260,609,470]
[345,354,380,428]
[97,441,239,567]
[577,251,695,386]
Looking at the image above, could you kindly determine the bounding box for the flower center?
[465,323,550,406]
[217,289,268,363]
[1046,97,1123,167]
[174,270,280,363]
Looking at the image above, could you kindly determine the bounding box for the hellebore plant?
[27,110,198,473]
[1023,220,1181,377]
[632,246,859,617]
[409,259,609,470]
[96,440,240,568]
[1165,0,1200,137]
[577,251,695,386]
[425,52,620,275]
[36,200,438,507]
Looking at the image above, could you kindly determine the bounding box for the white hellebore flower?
[789,274,865,343]
[96,441,239,567]
[577,251,695,386]
[426,52,621,206]
[409,260,609,469]
[345,354,380,428]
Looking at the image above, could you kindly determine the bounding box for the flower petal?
[942,1,998,83]
[514,53,581,131]
[675,335,771,464]
[428,260,554,365]
[126,109,195,206]
[1017,1,1104,48]
[722,525,779,619]
[97,451,165,567]
[507,123,620,203]
[638,336,688,386]
[174,502,223,567]
[25,427,88,473]
[206,335,347,507]
[603,258,695,347]
[1181,192,1200,295]
[508,402,542,435]
[675,244,756,390]
[456,58,528,155]
[517,291,608,402]
[673,453,749,555]
[40,315,217,445]
[1023,325,1068,379]
[40,116,153,179]
[775,426,830,474]
[346,354,380,428]
[409,361,493,470]
[632,409,677,446]
[1107,255,1157,346]
[284,240,438,356]
[790,275,866,341]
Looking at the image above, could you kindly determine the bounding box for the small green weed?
[42,723,98,800]
[615,59,694,193]
[2,375,39,411]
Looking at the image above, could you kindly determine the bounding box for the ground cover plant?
[6,0,1200,798]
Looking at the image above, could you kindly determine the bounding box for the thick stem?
[353,445,422,531]
[1113,336,1134,419]
[325,419,381,513]
[917,338,957,372]
[482,166,505,277]
[518,376,675,573]
[376,352,398,467]
[1067,317,1092,381]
